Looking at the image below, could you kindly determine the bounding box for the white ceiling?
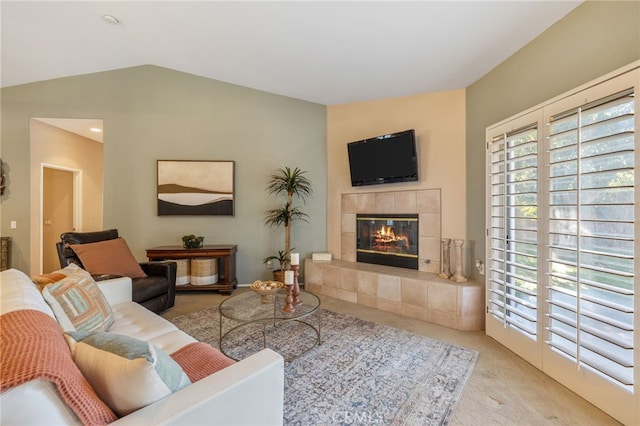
[2,1,583,107]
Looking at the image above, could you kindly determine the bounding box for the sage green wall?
[466,1,640,281]
[1,65,327,283]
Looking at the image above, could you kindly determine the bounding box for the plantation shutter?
[546,89,635,390]
[488,123,539,339]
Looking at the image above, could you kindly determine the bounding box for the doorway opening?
[30,118,104,275]
[41,165,82,273]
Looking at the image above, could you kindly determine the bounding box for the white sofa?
[0,268,285,425]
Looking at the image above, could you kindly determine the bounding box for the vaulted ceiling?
[2,1,582,105]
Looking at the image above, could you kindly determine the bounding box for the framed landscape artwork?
[157,160,235,216]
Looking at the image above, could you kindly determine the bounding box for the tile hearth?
[305,259,484,331]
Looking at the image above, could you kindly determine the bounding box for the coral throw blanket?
[171,342,236,382]
[0,309,117,425]
[1,310,235,424]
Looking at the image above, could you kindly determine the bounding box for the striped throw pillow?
[42,268,114,332]
[31,263,81,291]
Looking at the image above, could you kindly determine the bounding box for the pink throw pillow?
[69,237,147,279]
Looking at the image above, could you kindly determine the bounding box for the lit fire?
[374,225,409,247]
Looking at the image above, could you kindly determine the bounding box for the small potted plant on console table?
[182,234,204,249]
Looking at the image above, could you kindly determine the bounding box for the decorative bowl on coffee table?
[250,280,284,303]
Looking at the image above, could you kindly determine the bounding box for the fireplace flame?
[380,225,395,239]
[375,225,408,246]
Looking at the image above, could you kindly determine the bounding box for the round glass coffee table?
[219,289,321,361]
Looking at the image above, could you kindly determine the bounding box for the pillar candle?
[290,252,299,265]
[284,270,294,285]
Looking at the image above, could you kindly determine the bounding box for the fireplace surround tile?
[459,316,484,331]
[394,191,417,213]
[339,268,358,293]
[305,259,484,331]
[341,193,358,214]
[374,192,394,213]
[428,309,458,329]
[419,213,441,238]
[341,249,356,263]
[416,189,441,214]
[357,193,376,212]
[402,303,428,322]
[342,189,441,273]
[419,259,440,274]
[357,271,378,296]
[377,298,402,315]
[458,286,484,316]
[357,293,378,308]
[341,231,356,254]
[321,265,340,289]
[377,275,401,302]
[428,280,457,313]
[325,188,483,331]
[337,289,358,304]
[419,236,440,268]
[341,213,356,232]
[322,286,339,299]
[305,261,322,286]
[401,277,428,308]
[306,283,322,295]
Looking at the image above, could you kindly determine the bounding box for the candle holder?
[291,264,303,306]
[282,270,296,313]
[283,284,296,313]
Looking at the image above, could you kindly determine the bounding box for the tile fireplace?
[341,189,442,274]
[356,214,419,270]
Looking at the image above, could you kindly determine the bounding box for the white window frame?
[485,61,640,425]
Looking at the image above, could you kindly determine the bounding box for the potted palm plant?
[263,166,312,281]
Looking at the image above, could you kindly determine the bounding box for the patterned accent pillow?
[42,268,115,332]
[69,237,147,279]
[31,263,81,291]
[65,331,191,416]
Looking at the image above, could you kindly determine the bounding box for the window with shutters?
[546,89,635,391]
[488,124,539,339]
[486,63,638,424]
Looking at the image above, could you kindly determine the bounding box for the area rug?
[169,307,478,425]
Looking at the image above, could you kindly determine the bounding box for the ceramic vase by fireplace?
[450,239,468,283]
[440,238,467,282]
[439,239,452,279]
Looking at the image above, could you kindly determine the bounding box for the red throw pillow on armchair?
[69,237,147,279]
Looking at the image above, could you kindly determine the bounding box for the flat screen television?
[347,129,418,187]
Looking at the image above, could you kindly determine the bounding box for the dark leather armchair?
[56,229,176,314]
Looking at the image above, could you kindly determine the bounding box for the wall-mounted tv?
[347,129,418,187]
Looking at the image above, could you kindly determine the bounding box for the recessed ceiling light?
[102,14,120,25]
[90,127,102,133]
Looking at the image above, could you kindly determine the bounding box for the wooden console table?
[146,245,237,294]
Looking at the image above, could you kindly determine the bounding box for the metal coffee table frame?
[219,289,321,361]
